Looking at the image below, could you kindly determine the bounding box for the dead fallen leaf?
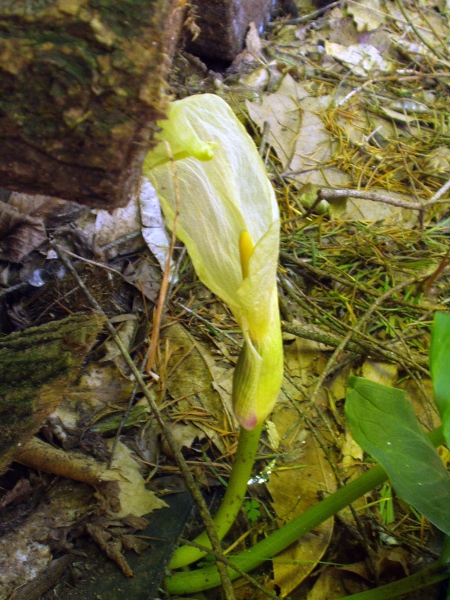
[15,437,167,518]
[122,257,161,303]
[246,74,303,170]
[399,378,441,433]
[55,360,135,433]
[139,177,175,277]
[306,565,369,599]
[247,74,351,188]
[347,0,386,31]
[163,322,234,452]
[0,200,46,262]
[361,360,398,388]
[9,191,86,227]
[101,318,139,376]
[104,439,167,517]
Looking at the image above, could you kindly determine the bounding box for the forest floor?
[1,0,450,599]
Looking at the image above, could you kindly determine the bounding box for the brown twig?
[146,145,180,375]
[50,240,237,600]
[308,275,423,405]
[317,188,448,210]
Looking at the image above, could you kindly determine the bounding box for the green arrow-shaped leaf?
[346,376,450,535]
[430,311,450,448]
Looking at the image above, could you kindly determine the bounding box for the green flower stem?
[166,427,445,595]
[166,462,387,594]
[169,423,263,570]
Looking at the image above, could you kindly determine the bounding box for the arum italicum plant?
[143,94,283,567]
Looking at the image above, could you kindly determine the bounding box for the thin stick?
[319,187,450,209]
[308,276,421,405]
[146,145,180,374]
[50,240,236,600]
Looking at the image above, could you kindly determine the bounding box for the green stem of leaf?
[165,427,445,595]
[169,423,263,569]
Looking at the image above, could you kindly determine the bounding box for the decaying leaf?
[343,192,416,224]
[139,177,175,277]
[76,192,142,259]
[101,317,139,376]
[246,74,303,170]
[163,322,234,451]
[104,439,168,518]
[306,565,369,599]
[306,545,412,599]
[0,479,94,598]
[122,257,161,303]
[346,0,386,31]
[56,360,136,432]
[247,74,350,188]
[324,41,393,76]
[0,200,47,262]
[9,191,86,227]
[15,437,167,518]
[361,359,398,388]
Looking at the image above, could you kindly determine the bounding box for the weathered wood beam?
[0,0,185,209]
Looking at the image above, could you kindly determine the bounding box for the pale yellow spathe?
[144,94,283,430]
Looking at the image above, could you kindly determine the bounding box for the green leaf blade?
[430,312,450,448]
[346,376,450,535]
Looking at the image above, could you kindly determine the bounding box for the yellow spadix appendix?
[144,93,283,431]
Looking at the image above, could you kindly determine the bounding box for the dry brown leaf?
[247,74,350,188]
[0,200,46,262]
[246,74,303,170]
[55,361,135,432]
[163,322,234,451]
[122,254,161,303]
[399,378,441,433]
[285,335,330,384]
[306,565,369,599]
[267,404,337,598]
[101,318,138,376]
[104,439,168,517]
[9,191,86,227]
[361,360,398,388]
[347,0,386,31]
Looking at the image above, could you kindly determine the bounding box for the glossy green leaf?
[430,312,450,448]
[346,376,450,534]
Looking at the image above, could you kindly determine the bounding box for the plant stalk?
[169,423,263,569]
[165,427,445,595]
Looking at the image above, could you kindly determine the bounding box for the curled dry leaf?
[163,322,234,452]
[0,200,46,262]
[15,438,167,519]
[247,74,350,188]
